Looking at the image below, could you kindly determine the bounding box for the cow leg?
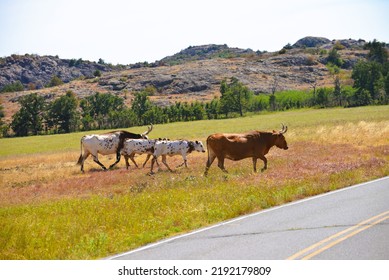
[150,156,156,174]
[252,157,257,172]
[177,154,188,168]
[93,155,107,170]
[258,155,268,172]
[161,155,173,172]
[217,157,228,173]
[124,154,138,170]
[204,153,216,176]
[177,159,187,168]
[79,152,90,172]
[108,151,121,169]
[129,154,139,168]
[144,155,160,168]
[124,155,130,170]
[142,154,152,168]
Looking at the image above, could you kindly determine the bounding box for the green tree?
[350,89,372,107]
[81,114,94,131]
[205,99,219,119]
[131,91,152,125]
[80,92,125,129]
[192,101,205,120]
[108,108,137,128]
[219,77,253,117]
[166,103,180,122]
[269,94,276,111]
[315,88,330,107]
[180,102,193,121]
[385,73,389,103]
[143,106,167,125]
[327,48,343,67]
[352,61,384,102]
[351,40,389,105]
[11,93,45,136]
[47,91,79,133]
[333,76,343,106]
[365,39,388,64]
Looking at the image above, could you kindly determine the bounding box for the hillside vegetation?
[1,36,382,124]
[1,106,389,259]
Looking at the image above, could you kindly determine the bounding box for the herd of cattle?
[76,124,288,175]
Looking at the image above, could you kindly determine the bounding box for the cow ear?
[196,140,199,144]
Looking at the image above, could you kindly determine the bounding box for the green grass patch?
[2,105,389,156]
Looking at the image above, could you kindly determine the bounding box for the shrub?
[327,48,343,67]
[1,81,24,92]
[47,76,64,87]
[93,70,101,77]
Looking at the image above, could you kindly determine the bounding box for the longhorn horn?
[143,123,153,136]
[280,123,288,134]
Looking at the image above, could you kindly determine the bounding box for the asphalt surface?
[109,176,389,260]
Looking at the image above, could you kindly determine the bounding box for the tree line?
[1,40,388,137]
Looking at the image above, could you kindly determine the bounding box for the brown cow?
[204,124,288,175]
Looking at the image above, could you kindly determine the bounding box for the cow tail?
[77,137,84,165]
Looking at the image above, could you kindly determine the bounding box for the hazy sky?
[1,0,388,64]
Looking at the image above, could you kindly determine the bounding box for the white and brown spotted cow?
[77,125,153,172]
[150,140,206,174]
[121,139,157,169]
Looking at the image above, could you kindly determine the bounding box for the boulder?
[293,36,331,48]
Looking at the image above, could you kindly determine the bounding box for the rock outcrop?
[292,36,331,48]
[0,54,113,91]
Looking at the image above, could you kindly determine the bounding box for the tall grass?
[1,106,389,259]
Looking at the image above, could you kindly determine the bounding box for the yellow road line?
[287,210,389,260]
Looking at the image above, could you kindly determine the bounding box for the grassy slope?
[1,106,389,259]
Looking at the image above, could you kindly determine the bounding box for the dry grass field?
[1,106,389,259]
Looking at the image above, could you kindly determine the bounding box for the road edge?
[106,176,389,260]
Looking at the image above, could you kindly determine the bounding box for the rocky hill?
[0,54,115,91]
[155,44,256,66]
[0,36,372,122]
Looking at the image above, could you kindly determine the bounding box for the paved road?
[109,177,389,260]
